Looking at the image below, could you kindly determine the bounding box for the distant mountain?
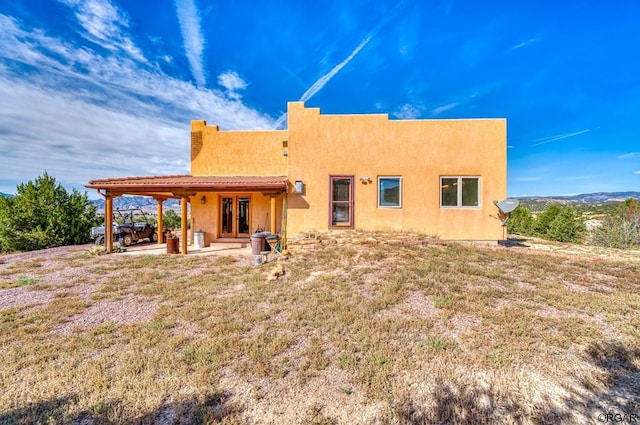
[0,192,14,198]
[519,191,640,204]
[90,196,180,212]
[518,191,640,211]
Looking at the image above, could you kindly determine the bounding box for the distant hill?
[518,191,640,212]
[0,192,14,198]
[90,196,180,212]
[520,191,640,203]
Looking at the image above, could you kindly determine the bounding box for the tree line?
[508,199,640,248]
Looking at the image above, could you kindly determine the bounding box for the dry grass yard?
[0,234,639,424]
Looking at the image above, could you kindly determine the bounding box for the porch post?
[181,196,188,254]
[281,193,287,249]
[270,195,277,234]
[155,197,165,245]
[105,194,113,254]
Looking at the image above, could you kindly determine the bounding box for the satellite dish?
[492,198,520,242]
[494,198,520,236]
[494,198,520,214]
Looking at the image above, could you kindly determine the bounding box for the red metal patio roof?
[86,174,288,196]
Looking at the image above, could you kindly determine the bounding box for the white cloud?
[428,83,498,118]
[273,0,409,129]
[58,0,147,62]
[0,13,275,191]
[392,103,423,119]
[300,35,372,104]
[511,37,539,50]
[218,71,248,99]
[532,129,590,146]
[432,102,458,116]
[617,152,640,159]
[175,0,206,87]
[0,77,188,186]
[634,170,640,175]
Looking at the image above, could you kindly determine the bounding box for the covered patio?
[86,175,288,254]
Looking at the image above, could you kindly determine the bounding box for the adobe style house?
[87,102,507,253]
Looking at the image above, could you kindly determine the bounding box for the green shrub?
[589,199,640,248]
[0,173,96,252]
[507,205,535,235]
[163,209,181,230]
[507,204,585,243]
[533,204,561,236]
[545,207,586,243]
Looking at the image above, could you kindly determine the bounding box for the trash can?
[166,238,179,254]
[194,231,206,249]
[265,234,280,252]
[250,231,269,255]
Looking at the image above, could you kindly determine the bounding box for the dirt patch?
[52,294,159,335]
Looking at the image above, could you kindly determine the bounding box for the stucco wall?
[189,121,287,242]
[285,102,507,240]
[190,120,288,176]
[188,103,507,241]
[190,192,282,245]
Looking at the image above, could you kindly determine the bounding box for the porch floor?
[118,242,252,257]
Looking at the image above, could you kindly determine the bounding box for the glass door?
[329,176,354,228]
[220,196,251,238]
[237,197,250,237]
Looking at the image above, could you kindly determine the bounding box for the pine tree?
[0,173,96,252]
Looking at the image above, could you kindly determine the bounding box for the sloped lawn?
[0,238,638,424]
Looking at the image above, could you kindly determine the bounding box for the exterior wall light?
[294,181,304,194]
[359,177,371,184]
[200,195,206,204]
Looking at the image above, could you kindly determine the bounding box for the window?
[329,176,354,227]
[440,177,480,208]
[378,177,402,208]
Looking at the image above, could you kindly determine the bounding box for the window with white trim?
[378,176,402,208]
[440,177,480,207]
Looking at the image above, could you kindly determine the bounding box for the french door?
[220,196,251,238]
[329,176,354,228]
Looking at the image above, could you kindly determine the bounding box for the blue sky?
[1,0,639,197]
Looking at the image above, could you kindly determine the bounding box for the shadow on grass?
[498,237,530,248]
[391,380,570,425]
[390,339,639,424]
[584,340,640,411]
[0,391,242,424]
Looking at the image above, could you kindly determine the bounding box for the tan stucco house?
[87,102,507,253]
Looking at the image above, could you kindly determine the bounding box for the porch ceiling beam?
[171,191,197,198]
